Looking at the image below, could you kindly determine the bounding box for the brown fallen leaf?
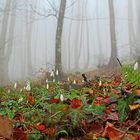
[107,127,123,140]
[136,88,140,96]
[84,131,97,140]
[104,112,119,121]
[13,128,27,140]
[102,122,123,140]
[0,115,13,139]
[129,104,140,111]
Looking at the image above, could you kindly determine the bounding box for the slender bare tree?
[108,0,118,68]
[96,1,103,67]
[0,0,16,86]
[55,0,66,80]
[128,0,135,57]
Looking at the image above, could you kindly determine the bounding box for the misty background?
[0,0,140,86]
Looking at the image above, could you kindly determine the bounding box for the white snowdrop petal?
[134,62,138,70]
[73,80,76,84]
[99,80,102,87]
[56,70,59,75]
[50,71,54,77]
[14,83,17,89]
[18,97,23,103]
[7,89,10,93]
[47,84,49,89]
[46,79,48,83]
[60,94,64,102]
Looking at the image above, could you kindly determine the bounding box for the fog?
[0,0,140,86]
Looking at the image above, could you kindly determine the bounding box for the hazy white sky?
[0,0,139,83]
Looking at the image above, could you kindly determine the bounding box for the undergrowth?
[0,65,140,139]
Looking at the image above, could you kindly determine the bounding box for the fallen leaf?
[102,122,123,140]
[0,115,13,139]
[135,88,140,96]
[129,104,140,111]
[49,98,60,103]
[14,113,22,121]
[34,123,46,131]
[26,95,35,105]
[107,126,123,140]
[62,106,69,111]
[70,98,82,109]
[104,112,119,121]
[13,128,27,140]
[43,128,56,136]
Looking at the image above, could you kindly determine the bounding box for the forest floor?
[0,67,140,140]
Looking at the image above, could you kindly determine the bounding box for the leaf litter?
[0,68,140,139]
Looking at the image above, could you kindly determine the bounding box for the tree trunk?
[85,0,90,68]
[0,0,12,86]
[96,1,103,67]
[128,0,135,57]
[55,0,66,80]
[138,56,140,71]
[26,5,33,77]
[108,0,118,68]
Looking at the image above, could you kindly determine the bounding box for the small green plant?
[122,65,140,89]
[67,108,85,127]
[116,65,140,122]
[83,104,105,119]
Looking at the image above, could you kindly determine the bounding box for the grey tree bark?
[0,0,16,86]
[26,5,34,77]
[55,0,66,80]
[85,0,90,68]
[128,0,135,57]
[96,1,103,67]
[108,0,118,68]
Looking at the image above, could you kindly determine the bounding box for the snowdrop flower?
[73,80,76,84]
[99,80,102,87]
[67,77,70,82]
[20,89,23,92]
[7,89,10,93]
[134,62,138,70]
[14,82,17,89]
[60,94,64,102]
[46,79,48,83]
[18,97,23,103]
[25,81,31,91]
[50,70,54,77]
[46,83,49,89]
[82,80,85,83]
[53,78,55,82]
[26,84,31,91]
[56,69,59,76]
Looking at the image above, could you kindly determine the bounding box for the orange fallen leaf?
[107,127,123,140]
[129,104,140,111]
[34,123,46,131]
[43,128,56,136]
[70,98,82,109]
[49,98,60,103]
[135,89,140,96]
[27,95,35,105]
[0,115,13,139]
[102,122,123,140]
[62,106,69,111]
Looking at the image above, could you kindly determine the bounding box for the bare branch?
[29,3,57,18]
